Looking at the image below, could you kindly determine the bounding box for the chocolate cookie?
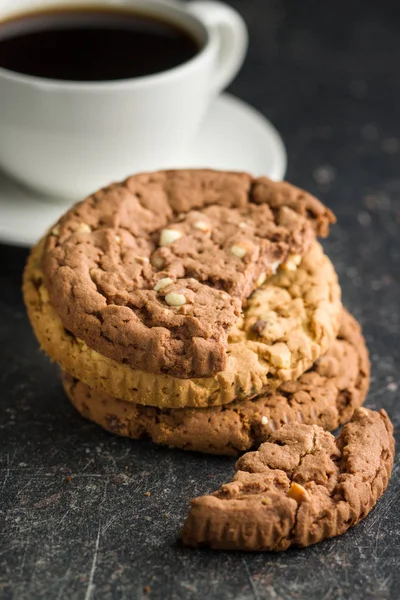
[24,239,342,408]
[181,408,394,551]
[62,309,370,455]
[41,170,335,379]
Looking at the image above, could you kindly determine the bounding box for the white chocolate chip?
[193,221,210,233]
[115,234,121,243]
[261,416,269,425]
[76,223,91,234]
[135,255,150,264]
[238,222,247,229]
[281,254,301,272]
[269,343,291,369]
[153,257,165,269]
[257,272,267,287]
[154,277,174,292]
[231,244,247,259]
[271,260,281,274]
[165,292,186,307]
[159,229,182,246]
[51,225,60,236]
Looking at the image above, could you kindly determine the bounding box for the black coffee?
[0,6,200,81]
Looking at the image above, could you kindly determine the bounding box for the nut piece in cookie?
[287,482,309,503]
[181,409,394,551]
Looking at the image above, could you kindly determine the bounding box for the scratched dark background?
[1,0,400,598]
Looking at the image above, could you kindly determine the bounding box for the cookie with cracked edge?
[62,309,370,455]
[181,408,395,551]
[41,169,335,379]
[23,239,342,409]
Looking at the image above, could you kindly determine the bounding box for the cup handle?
[187,1,248,94]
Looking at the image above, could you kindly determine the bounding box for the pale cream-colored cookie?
[23,238,342,409]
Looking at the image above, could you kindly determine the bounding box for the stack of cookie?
[24,170,394,551]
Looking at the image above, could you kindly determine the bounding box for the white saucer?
[0,93,286,247]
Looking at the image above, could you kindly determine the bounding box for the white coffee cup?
[0,0,248,200]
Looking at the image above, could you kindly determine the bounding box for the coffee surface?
[0,7,200,81]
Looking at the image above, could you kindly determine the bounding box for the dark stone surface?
[1,1,399,598]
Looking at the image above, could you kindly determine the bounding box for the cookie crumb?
[143,586,151,594]
[145,491,151,497]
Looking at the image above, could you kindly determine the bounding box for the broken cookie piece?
[181,408,394,551]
